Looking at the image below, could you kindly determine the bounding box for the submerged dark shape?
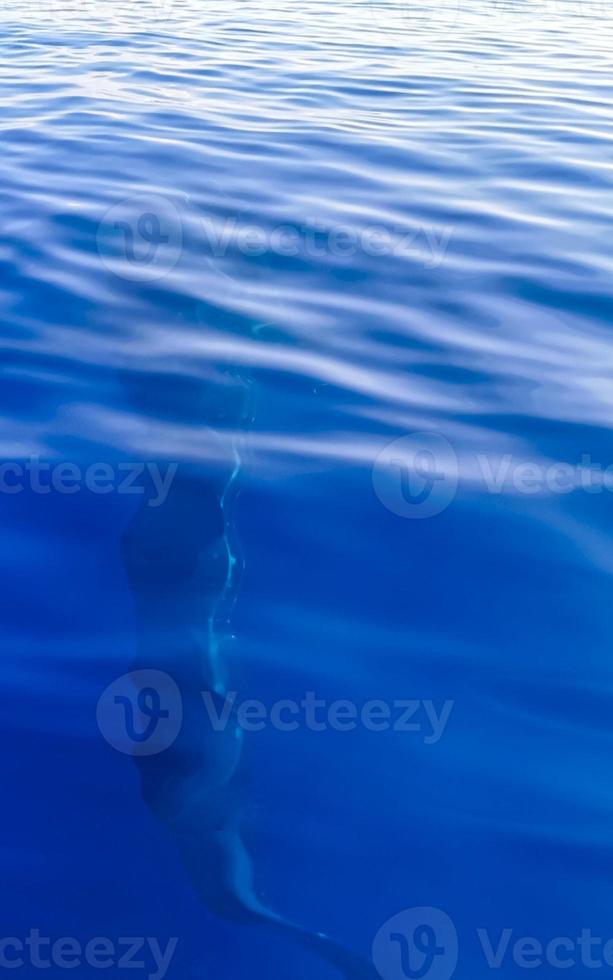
[121,460,378,980]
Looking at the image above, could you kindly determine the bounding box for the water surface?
[2,0,613,977]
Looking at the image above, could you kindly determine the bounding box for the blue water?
[2,0,613,977]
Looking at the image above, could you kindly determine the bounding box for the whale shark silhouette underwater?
[119,373,379,980]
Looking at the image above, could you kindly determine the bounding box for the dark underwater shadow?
[117,356,379,979]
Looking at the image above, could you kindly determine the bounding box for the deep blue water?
[2,1,613,978]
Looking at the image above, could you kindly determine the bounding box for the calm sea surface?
[2,1,613,978]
